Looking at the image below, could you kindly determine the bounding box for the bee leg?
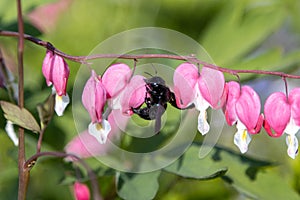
[169,92,195,110]
[169,92,181,109]
[131,107,152,120]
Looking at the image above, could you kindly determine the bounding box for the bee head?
[145,76,166,86]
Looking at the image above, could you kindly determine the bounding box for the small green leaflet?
[36,93,55,130]
[0,101,40,133]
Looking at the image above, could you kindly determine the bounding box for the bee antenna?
[144,64,158,77]
[144,71,153,77]
[150,63,158,75]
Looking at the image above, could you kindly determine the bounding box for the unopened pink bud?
[82,70,106,123]
[73,182,90,200]
[42,50,69,96]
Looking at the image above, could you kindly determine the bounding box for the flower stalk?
[16,0,29,199]
[1,30,300,80]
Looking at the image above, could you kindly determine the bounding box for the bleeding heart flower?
[264,88,300,159]
[42,50,70,116]
[173,62,199,108]
[119,75,146,115]
[286,88,300,159]
[102,63,132,98]
[224,81,240,126]
[173,62,225,135]
[73,182,90,200]
[264,92,291,137]
[82,70,111,144]
[236,86,263,134]
[289,88,300,127]
[102,63,132,108]
[102,63,146,115]
[224,81,263,153]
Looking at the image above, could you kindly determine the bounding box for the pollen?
[96,123,103,130]
[287,135,292,144]
[56,95,63,102]
[242,130,247,141]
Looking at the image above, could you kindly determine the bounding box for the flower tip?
[286,134,299,159]
[197,110,210,135]
[234,127,251,154]
[55,93,70,116]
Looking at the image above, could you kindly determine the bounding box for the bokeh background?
[1,0,300,199]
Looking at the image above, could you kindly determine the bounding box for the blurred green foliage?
[1,0,300,199]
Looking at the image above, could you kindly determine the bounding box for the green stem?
[0,30,300,79]
[16,0,29,199]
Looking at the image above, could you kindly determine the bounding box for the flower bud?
[73,182,90,200]
[42,50,70,96]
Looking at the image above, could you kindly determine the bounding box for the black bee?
[131,76,179,133]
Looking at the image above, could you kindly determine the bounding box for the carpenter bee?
[131,76,179,133]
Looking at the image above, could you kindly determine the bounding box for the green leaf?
[201,0,286,66]
[0,101,40,133]
[36,93,55,130]
[214,150,299,200]
[164,145,228,180]
[117,170,161,200]
[182,143,299,200]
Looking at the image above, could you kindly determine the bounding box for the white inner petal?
[193,86,210,111]
[110,91,123,110]
[88,120,111,144]
[286,134,299,159]
[284,118,300,135]
[197,110,210,135]
[55,93,70,116]
[284,118,299,159]
[234,121,251,154]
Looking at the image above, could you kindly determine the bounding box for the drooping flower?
[102,63,132,109]
[42,50,70,116]
[73,182,90,200]
[224,81,263,153]
[119,75,146,116]
[102,63,132,98]
[173,62,225,135]
[82,70,111,144]
[286,88,300,158]
[102,63,146,115]
[264,88,300,159]
[264,92,291,137]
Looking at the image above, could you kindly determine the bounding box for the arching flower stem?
[1,30,300,80]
